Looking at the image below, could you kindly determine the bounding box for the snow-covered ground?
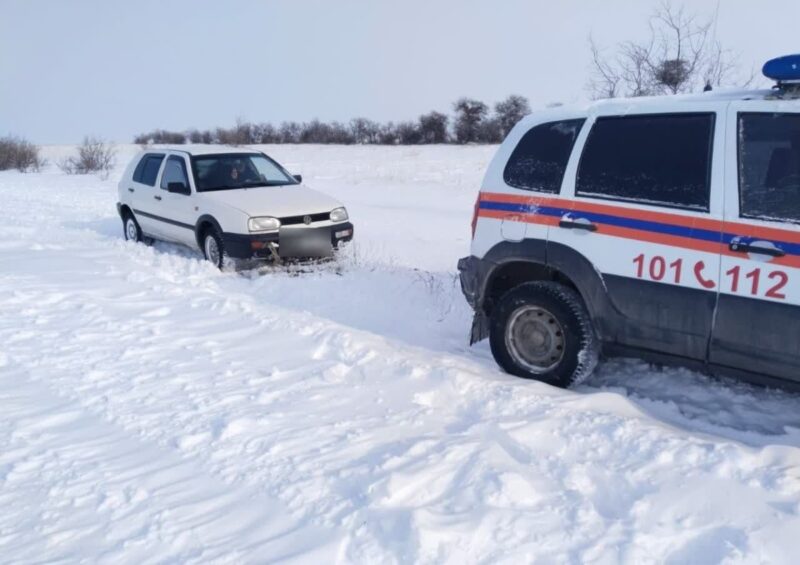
[1,144,799,564]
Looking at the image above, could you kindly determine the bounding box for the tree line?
[133,95,531,146]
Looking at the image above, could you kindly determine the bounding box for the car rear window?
[738,112,800,224]
[576,113,715,211]
[503,119,585,193]
[133,154,165,186]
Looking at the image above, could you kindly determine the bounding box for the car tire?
[201,226,231,270]
[123,213,150,244]
[489,281,599,388]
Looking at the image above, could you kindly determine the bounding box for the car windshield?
[191,153,298,192]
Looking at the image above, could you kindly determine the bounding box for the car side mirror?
[168,181,190,195]
[293,174,303,183]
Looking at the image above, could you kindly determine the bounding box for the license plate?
[278,227,333,258]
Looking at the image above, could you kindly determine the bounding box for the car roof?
[143,144,263,156]
[518,88,795,127]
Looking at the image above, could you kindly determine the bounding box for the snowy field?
[1,144,800,564]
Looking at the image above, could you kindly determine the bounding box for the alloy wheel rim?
[205,235,221,266]
[125,218,137,241]
[505,305,565,374]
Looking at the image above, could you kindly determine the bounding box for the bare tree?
[453,98,488,144]
[418,111,449,144]
[350,118,380,144]
[495,95,531,138]
[588,1,750,99]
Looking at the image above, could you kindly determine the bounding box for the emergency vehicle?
[458,55,800,389]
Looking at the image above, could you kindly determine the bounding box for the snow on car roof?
[518,88,791,127]
[152,144,263,156]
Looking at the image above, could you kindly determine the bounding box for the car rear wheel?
[489,282,599,388]
[122,213,152,245]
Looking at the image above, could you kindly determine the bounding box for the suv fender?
[461,240,620,345]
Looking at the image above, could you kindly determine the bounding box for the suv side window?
[503,119,585,193]
[160,155,189,190]
[576,113,715,211]
[738,112,800,224]
[133,154,165,187]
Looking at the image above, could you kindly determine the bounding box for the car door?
[710,105,800,383]
[549,106,725,361]
[129,153,166,237]
[157,153,198,247]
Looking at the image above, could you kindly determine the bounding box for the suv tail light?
[470,194,481,238]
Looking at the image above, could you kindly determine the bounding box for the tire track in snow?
[0,355,337,563]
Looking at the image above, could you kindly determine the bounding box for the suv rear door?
[710,104,800,383]
[474,116,585,257]
[550,104,725,362]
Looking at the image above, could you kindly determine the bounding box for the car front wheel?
[202,228,230,269]
[489,281,599,388]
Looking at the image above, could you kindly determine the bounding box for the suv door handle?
[128,187,134,193]
[559,219,598,232]
[154,195,162,201]
[729,241,785,257]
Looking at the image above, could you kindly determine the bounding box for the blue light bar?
[763,54,800,83]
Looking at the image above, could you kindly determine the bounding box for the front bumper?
[457,255,489,310]
[457,255,492,344]
[222,222,354,259]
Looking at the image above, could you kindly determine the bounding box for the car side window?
[738,112,800,224]
[133,154,165,187]
[576,113,715,211]
[160,156,190,190]
[503,119,585,193]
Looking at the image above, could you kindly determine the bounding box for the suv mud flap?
[470,310,490,345]
[458,255,492,344]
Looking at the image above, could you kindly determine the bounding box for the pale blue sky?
[1,0,798,143]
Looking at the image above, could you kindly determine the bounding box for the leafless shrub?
[134,130,187,146]
[588,1,753,99]
[59,137,116,178]
[0,136,45,172]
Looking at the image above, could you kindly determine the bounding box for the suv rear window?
[503,119,585,193]
[738,112,800,224]
[576,113,715,211]
[133,154,165,186]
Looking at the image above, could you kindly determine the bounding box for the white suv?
[459,56,800,389]
[117,146,353,267]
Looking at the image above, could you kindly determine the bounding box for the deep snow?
[1,144,799,564]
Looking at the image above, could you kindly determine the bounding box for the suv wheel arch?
[478,241,617,344]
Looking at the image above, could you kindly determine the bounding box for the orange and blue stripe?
[477,192,800,269]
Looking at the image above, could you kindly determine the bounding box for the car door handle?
[128,187,134,193]
[559,219,598,232]
[154,195,162,201]
[729,241,785,257]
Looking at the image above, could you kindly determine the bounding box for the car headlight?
[248,216,281,232]
[330,207,348,223]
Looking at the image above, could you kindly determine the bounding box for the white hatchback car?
[117,146,353,267]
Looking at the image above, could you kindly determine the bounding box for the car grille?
[280,212,330,226]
